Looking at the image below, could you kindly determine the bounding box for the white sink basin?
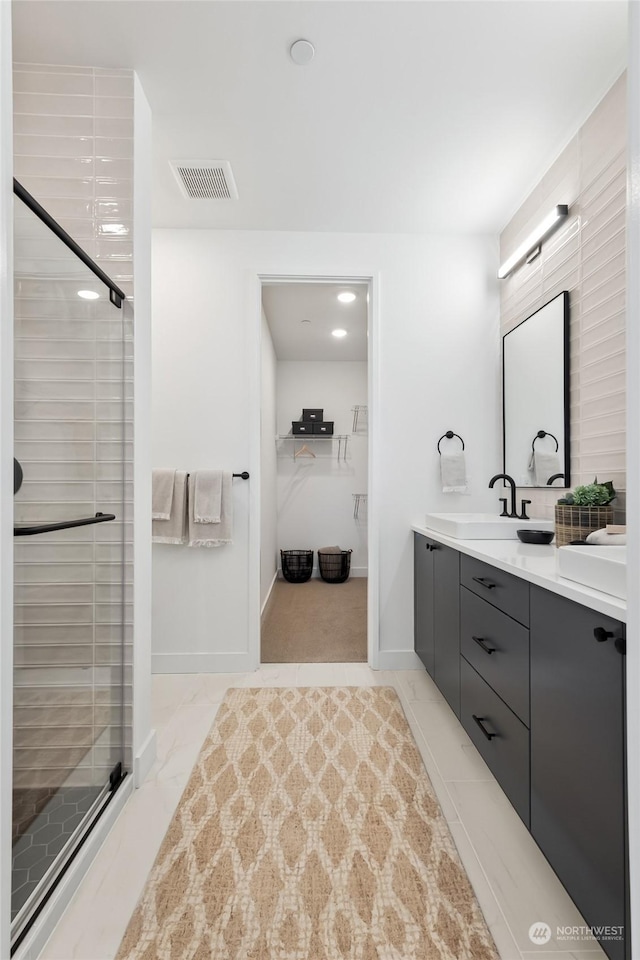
[557,545,626,600]
[424,512,555,540]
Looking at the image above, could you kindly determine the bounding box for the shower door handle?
[14,512,116,537]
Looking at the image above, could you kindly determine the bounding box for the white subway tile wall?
[12,65,133,809]
[500,73,626,521]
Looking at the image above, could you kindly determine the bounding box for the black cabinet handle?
[472,635,496,655]
[472,576,496,590]
[14,512,116,537]
[472,715,496,741]
[594,627,614,643]
[425,542,437,552]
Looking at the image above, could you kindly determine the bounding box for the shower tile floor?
[12,785,102,919]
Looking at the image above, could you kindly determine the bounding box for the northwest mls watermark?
[528,922,624,945]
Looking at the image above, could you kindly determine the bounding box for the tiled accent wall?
[12,64,134,797]
[500,73,626,522]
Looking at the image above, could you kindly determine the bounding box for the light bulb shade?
[498,205,568,279]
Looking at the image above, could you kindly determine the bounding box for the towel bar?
[437,430,465,454]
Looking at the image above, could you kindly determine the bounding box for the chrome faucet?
[489,473,518,518]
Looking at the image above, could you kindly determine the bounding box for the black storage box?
[302,408,323,421]
[313,421,334,435]
[281,550,314,583]
[292,421,314,435]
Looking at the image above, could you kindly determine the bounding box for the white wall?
[0,5,13,956]
[151,230,500,672]
[260,310,277,610]
[276,360,368,576]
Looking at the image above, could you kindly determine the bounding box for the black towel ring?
[437,430,465,454]
[531,430,559,453]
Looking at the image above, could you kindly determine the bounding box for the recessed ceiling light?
[77,290,100,300]
[332,329,348,338]
[337,292,356,303]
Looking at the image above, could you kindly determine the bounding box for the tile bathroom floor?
[39,664,606,960]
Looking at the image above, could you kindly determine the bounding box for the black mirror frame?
[502,290,571,488]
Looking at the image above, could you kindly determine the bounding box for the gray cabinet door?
[433,541,460,717]
[530,586,626,960]
[414,533,435,677]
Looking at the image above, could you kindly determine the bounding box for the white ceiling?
[262,282,368,361]
[12,1,627,235]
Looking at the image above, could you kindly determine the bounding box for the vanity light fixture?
[337,292,356,303]
[498,205,569,279]
[77,290,100,300]
[332,329,348,338]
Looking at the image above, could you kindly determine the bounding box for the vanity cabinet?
[530,586,627,960]
[414,534,628,960]
[413,534,460,716]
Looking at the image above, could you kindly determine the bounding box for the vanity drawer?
[460,587,529,725]
[461,657,530,827]
[460,554,529,626]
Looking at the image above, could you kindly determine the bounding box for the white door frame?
[248,271,381,670]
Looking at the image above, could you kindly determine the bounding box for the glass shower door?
[11,186,127,945]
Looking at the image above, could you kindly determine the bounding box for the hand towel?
[193,470,223,523]
[440,451,468,494]
[152,468,176,520]
[528,450,561,486]
[188,471,233,547]
[152,471,187,544]
[586,528,627,545]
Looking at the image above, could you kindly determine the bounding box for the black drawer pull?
[472,715,496,741]
[594,627,614,643]
[472,576,496,590]
[425,542,437,552]
[472,635,496,655]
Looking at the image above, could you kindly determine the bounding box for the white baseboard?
[376,650,422,670]
[276,566,369,580]
[152,651,254,674]
[260,570,278,615]
[134,729,157,787]
[13,777,134,960]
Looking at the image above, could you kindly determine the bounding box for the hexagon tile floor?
[11,786,102,919]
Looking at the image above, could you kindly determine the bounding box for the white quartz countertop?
[412,524,627,623]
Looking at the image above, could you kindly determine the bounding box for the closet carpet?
[261,578,367,663]
[116,686,498,960]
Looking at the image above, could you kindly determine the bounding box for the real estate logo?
[529,922,552,945]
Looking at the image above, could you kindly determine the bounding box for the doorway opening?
[259,279,370,664]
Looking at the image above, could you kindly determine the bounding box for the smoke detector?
[169,159,239,200]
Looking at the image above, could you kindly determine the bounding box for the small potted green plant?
[555,480,616,546]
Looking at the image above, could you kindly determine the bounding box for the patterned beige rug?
[117,687,498,960]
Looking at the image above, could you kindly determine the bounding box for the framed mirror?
[503,290,570,487]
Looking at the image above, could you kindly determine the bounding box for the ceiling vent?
[169,159,239,200]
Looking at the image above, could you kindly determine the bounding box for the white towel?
[441,451,468,494]
[586,528,627,545]
[528,450,561,486]
[152,468,176,520]
[152,471,187,544]
[188,471,233,547]
[194,470,223,523]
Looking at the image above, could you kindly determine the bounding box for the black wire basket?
[318,549,352,584]
[280,549,314,583]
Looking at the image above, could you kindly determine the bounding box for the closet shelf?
[277,434,350,461]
